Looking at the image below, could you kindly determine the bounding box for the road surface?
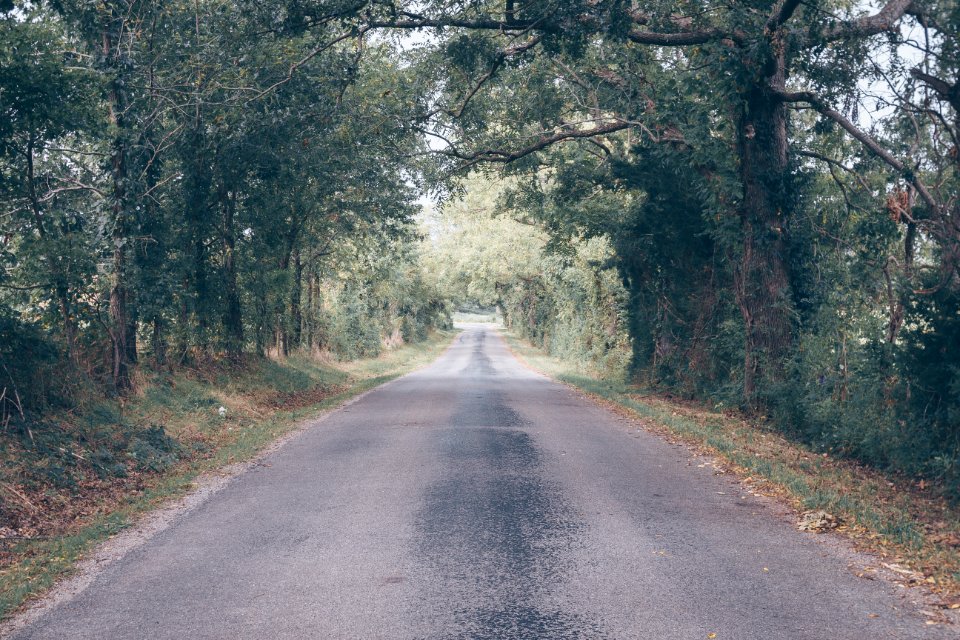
[9,325,952,639]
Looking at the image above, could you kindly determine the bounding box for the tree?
[0,10,98,363]
[330,0,949,404]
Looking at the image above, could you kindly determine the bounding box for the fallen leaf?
[798,510,840,532]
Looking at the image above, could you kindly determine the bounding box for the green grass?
[502,330,960,595]
[0,330,457,620]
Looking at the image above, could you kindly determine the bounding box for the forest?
[1,0,959,507]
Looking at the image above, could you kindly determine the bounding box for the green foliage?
[1,0,959,502]
[127,425,182,473]
[0,2,447,407]
[327,286,386,359]
[0,306,62,417]
[386,0,960,497]
[423,175,631,379]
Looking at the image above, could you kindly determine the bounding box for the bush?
[0,306,62,417]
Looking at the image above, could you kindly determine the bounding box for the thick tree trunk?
[254,302,267,357]
[193,234,209,347]
[57,287,77,363]
[734,65,795,405]
[183,130,212,350]
[277,319,288,358]
[109,238,131,389]
[276,219,302,358]
[125,296,139,365]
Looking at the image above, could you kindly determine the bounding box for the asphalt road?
[9,325,953,639]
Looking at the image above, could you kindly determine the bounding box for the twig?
[0,481,38,513]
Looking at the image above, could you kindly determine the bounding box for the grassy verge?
[0,330,457,620]
[502,330,960,602]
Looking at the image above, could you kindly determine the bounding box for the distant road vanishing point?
[9,325,953,639]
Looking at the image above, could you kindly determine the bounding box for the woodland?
[2,0,960,501]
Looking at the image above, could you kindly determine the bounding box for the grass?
[0,330,457,621]
[502,330,960,601]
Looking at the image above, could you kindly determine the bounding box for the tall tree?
[330,0,949,404]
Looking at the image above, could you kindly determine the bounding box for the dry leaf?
[798,510,840,532]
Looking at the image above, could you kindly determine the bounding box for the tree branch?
[766,0,804,33]
[910,68,954,97]
[435,119,632,168]
[910,68,960,113]
[627,28,735,46]
[778,90,941,214]
[820,0,916,41]
[448,35,542,119]
[796,149,871,191]
[368,17,550,33]
[245,26,368,104]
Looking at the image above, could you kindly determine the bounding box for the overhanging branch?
[627,28,737,46]
[910,68,960,111]
[765,0,803,33]
[819,0,917,41]
[777,89,941,214]
[430,119,632,169]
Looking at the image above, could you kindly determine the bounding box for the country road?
[7,325,953,639]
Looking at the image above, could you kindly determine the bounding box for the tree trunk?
[177,286,190,360]
[57,287,77,363]
[109,237,131,390]
[152,316,167,366]
[277,217,302,358]
[291,249,303,350]
[733,61,795,406]
[193,232,208,348]
[254,300,267,357]
[104,19,134,391]
[183,130,212,350]
[305,266,315,350]
[220,186,243,355]
[126,295,139,365]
